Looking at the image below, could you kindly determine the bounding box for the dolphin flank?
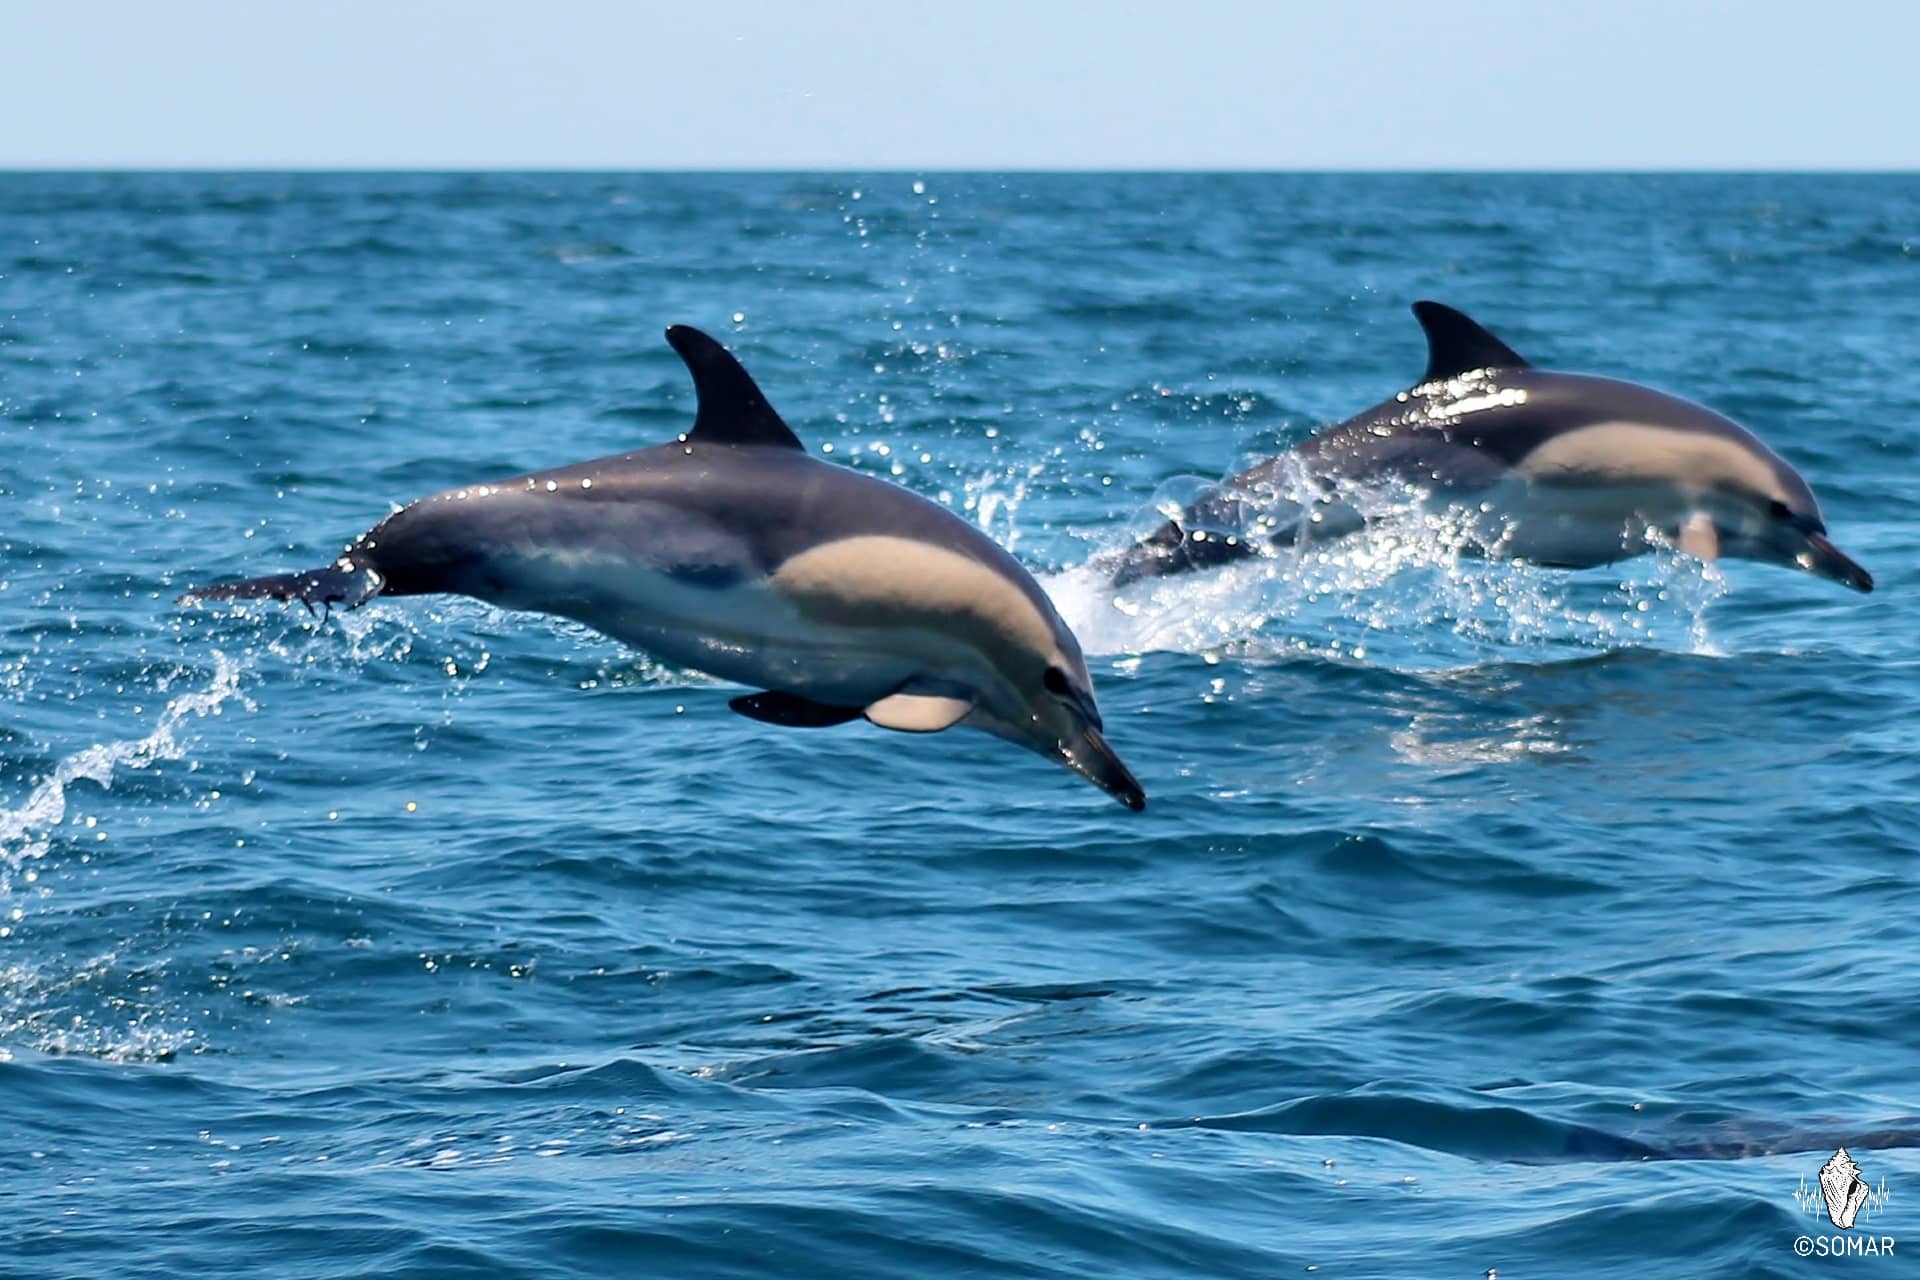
[184,326,1145,810]
[1112,301,1873,594]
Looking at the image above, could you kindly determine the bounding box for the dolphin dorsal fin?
[665,325,805,450]
[1411,301,1530,382]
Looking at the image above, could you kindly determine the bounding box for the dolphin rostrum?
[1112,302,1872,594]
[185,326,1146,810]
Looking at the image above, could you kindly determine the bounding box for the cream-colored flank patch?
[1519,422,1782,497]
[1678,512,1721,560]
[864,692,973,732]
[771,536,1059,662]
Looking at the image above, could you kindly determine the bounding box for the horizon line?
[2,165,1918,177]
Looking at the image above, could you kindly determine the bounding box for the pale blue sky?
[1,1,1913,169]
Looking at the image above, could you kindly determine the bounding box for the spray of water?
[1,650,245,897]
[0,651,248,1061]
[1035,478,1729,670]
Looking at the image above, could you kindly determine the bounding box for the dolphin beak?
[1799,532,1874,593]
[1061,725,1147,812]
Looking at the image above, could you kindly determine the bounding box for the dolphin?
[183,326,1146,810]
[1112,302,1873,593]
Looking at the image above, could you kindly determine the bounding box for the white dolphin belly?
[1463,477,1688,567]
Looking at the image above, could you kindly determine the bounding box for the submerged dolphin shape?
[1112,302,1873,593]
[184,326,1145,810]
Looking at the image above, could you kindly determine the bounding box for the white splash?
[0,653,246,1062]
[1,651,246,897]
[1044,501,1728,671]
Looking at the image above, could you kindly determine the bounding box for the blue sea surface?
[3,172,1917,1277]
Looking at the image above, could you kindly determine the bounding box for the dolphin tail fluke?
[180,557,384,615]
[1109,519,1258,586]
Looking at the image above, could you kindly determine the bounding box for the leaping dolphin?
[1112,302,1872,594]
[184,326,1146,811]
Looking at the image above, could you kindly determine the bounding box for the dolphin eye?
[1768,499,1824,533]
[1043,666,1073,699]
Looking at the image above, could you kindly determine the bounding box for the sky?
[1,1,1914,170]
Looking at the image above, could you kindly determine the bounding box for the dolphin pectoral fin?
[727,691,865,728]
[1678,513,1721,561]
[863,692,974,733]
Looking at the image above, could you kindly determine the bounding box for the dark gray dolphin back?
[1303,305,1813,508]
[1288,379,1815,524]
[1195,301,1545,503]
[374,326,1086,663]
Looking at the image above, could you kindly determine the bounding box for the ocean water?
[3,172,1917,1277]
